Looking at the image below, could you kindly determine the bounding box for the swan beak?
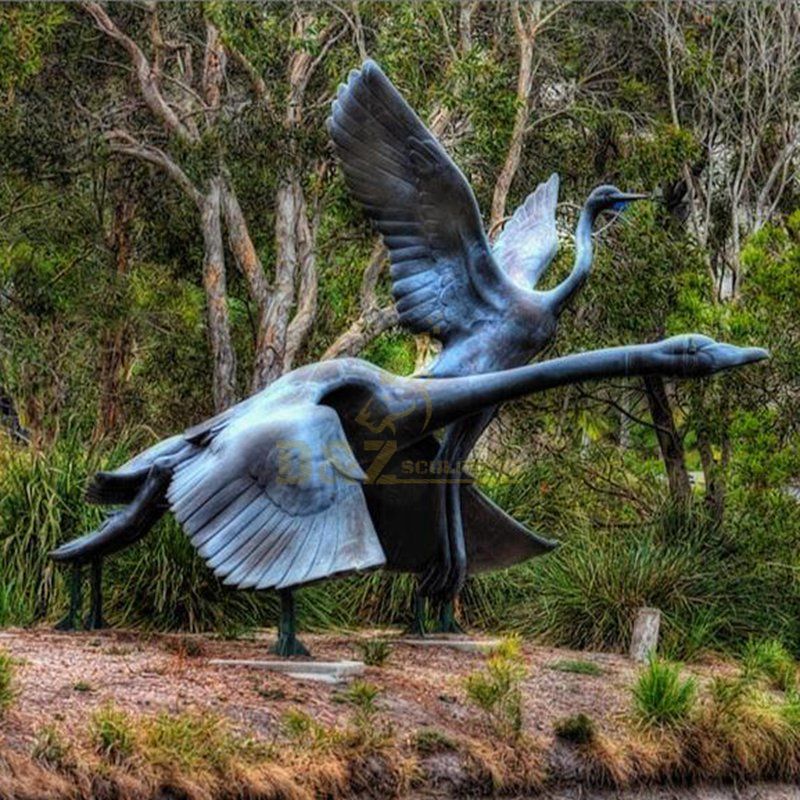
[616,192,650,202]
[710,343,770,370]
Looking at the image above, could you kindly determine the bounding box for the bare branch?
[79,2,196,143]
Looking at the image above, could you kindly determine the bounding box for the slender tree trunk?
[697,430,726,524]
[643,375,691,504]
[490,34,534,232]
[201,178,237,411]
[93,193,136,442]
[283,181,319,371]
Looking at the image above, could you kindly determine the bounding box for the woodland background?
[0,1,798,658]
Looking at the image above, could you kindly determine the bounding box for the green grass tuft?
[357,638,391,667]
[549,659,604,677]
[743,638,797,691]
[632,656,697,728]
[90,703,136,764]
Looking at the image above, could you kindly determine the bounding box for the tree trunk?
[220,180,273,392]
[257,176,299,388]
[93,193,136,442]
[643,375,691,505]
[490,34,535,232]
[283,181,318,371]
[201,178,237,411]
[697,430,725,524]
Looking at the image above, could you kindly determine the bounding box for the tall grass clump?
[90,704,136,764]
[0,430,106,624]
[743,638,797,691]
[632,656,697,728]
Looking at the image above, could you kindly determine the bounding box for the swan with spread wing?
[50,334,765,654]
[328,60,648,626]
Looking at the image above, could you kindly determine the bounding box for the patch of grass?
[90,703,136,764]
[31,724,71,767]
[413,727,457,755]
[0,648,16,714]
[632,656,697,729]
[357,638,391,667]
[142,710,268,773]
[464,636,526,740]
[335,680,381,713]
[743,638,797,691]
[549,659,604,677]
[72,680,93,693]
[554,713,597,745]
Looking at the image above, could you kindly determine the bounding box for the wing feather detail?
[166,404,385,591]
[493,173,560,288]
[329,59,521,348]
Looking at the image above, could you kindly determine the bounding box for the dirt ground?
[0,627,791,799]
[0,626,644,747]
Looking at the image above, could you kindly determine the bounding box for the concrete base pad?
[396,637,502,653]
[208,658,365,683]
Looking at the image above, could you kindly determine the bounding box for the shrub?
[464,637,527,740]
[0,648,16,714]
[743,638,797,691]
[357,638,391,667]
[632,656,697,728]
[554,713,596,745]
[72,680,93,692]
[90,703,136,763]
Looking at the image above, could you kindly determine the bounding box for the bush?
[632,656,697,728]
[554,713,596,745]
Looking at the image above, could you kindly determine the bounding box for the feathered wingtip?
[85,468,149,506]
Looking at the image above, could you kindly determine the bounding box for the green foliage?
[464,637,527,740]
[743,639,798,692]
[632,656,697,729]
[554,713,597,745]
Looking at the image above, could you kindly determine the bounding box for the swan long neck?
[405,342,654,436]
[544,204,596,315]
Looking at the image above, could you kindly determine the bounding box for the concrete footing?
[208,658,365,683]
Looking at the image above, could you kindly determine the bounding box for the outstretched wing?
[166,404,385,591]
[328,60,519,347]
[493,173,560,289]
